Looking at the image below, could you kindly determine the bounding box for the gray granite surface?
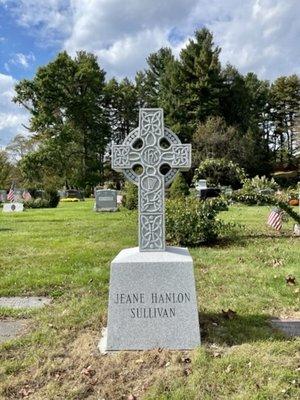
[112,108,191,251]
[270,319,300,337]
[106,247,200,350]
[94,189,117,212]
[0,320,28,344]
[0,297,51,309]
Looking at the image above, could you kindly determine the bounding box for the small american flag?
[22,191,32,201]
[267,208,283,231]
[7,184,15,202]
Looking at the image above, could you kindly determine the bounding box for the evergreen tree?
[106,77,139,144]
[269,75,300,164]
[179,28,222,138]
[135,47,174,108]
[169,172,190,198]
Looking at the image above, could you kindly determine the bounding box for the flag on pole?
[7,184,15,202]
[267,208,283,231]
[22,191,31,201]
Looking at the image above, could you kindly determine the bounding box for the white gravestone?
[0,190,7,202]
[3,203,24,213]
[94,189,117,212]
[105,108,200,350]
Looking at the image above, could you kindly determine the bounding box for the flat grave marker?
[2,202,24,213]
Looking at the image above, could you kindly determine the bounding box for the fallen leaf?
[272,258,283,268]
[225,364,232,373]
[81,365,96,377]
[183,367,192,376]
[18,387,34,398]
[286,275,296,285]
[135,358,144,364]
[222,309,237,320]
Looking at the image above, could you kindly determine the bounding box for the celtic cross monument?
[112,108,191,251]
[104,108,200,351]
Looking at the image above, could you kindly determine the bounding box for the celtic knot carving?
[141,215,163,250]
[113,146,130,168]
[111,108,191,252]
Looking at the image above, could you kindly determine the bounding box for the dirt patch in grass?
[2,329,193,400]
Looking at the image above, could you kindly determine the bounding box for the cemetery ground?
[0,201,299,400]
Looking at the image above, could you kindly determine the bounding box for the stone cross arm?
[112,143,191,171]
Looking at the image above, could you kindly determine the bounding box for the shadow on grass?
[242,232,296,239]
[0,228,12,232]
[199,312,289,346]
[189,231,297,251]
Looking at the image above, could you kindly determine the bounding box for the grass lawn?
[0,200,299,399]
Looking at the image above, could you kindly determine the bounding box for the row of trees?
[1,28,299,191]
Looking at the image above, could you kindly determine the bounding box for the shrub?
[166,197,231,246]
[232,176,279,205]
[169,172,189,199]
[24,198,51,209]
[24,189,60,208]
[242,175,279,191]
[45,189,60,208]
[122,181,138,210]
[232,191,274,205]
[193,158,246,189]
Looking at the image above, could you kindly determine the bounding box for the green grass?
[0,201,299,400]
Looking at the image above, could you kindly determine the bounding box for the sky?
[0,0,300,147]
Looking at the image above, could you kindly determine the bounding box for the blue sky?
[0,0,300,147]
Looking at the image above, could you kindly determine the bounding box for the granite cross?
[112,108,191,251]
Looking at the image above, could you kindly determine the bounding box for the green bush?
[24,189,60,209]
[169,172,189,199]
[24,198,51,209]
[242,175,279,191]
[166,197,232,246]
[122,181,138,210]
[193,158,246,189]
[232,176,279,205]
[232,191,274,205]
[45,190,60,208]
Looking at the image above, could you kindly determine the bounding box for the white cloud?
[1,0,72,45]
[3,0,300,80]
[1,0,300,145]
[9,52,35,68]
[0,73,29,147]
[64,0,300,80]
[205,0,300,79]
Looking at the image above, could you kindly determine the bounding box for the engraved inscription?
[112,291,191,319]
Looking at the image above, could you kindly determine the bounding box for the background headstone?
[0,190,7,202]
[66,189,84,201]
[13,189,24,202]
[94,189,117,212]
[3,202,24,213]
